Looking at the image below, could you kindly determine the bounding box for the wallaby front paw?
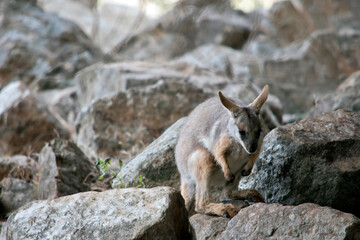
[225,172,235,183]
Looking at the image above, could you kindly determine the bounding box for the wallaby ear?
[249,85,269,113]
[218,91,239,113]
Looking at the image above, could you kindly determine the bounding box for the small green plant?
[95,158,145,188]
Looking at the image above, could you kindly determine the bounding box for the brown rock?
[76,80,211,160]
[0,82,70,156]
[0,155,37,182]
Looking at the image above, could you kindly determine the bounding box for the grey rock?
[0,178,37,214]
[112,117,186,189]
[0,0,102,89]
[39,0,150,53]
[190,214,229,240]
[239,110,360,217]
[76,62,185,108]
[110,0,251,62]
[38,138,98,200]
[38,87,79,127]
[2,187,190,240]
[309,71,360,116]
[220,203,360,239]
[0,155,38,216]
[0,82,70,156]
[260,29,360,113]
[297,0,360,31]
[261,0,360,47]
[173,44,283,129]
[76,80,211,160]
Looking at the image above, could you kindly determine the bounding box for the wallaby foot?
[196,203,239,218]
[230,189,265,203]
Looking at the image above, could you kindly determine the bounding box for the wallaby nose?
[249,145,257,154]
[241,169,251,176]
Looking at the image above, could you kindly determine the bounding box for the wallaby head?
[218,85,269,154]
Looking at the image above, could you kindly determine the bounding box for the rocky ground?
[1,0,360,239]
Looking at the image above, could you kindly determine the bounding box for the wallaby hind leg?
[181,181,195,214]
[193,148,239,218]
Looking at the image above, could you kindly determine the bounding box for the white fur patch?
[198,120,221,152]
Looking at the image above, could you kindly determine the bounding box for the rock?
[0,82,70,156]
[309,70,360,116]
[239,110,360,217]
[76,62,186,108]
[2,187,190,240]
[39,0,150,53]
[219,203,360,239]
[0,178,37,214]
[110,0,251,62]
[194,13,250,49]
[0,155,38,216]
[0,155,37,181]
[260,29,360,113]
[298,0,360,31]
[76,80,211,160]
[264,0,360,46]
[112,117,185,189]
[190,214,229,240]
[173,44,257,81]
[267,0,314,45]
[0,0,102,89]
[173,44,283,128]
[38,87,79,126]
[38,138,99,200]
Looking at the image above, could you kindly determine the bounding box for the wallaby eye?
[239,130,246,137]
[256,129,262,137]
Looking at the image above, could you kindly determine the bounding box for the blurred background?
[0,0,360,222]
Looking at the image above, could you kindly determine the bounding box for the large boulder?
[190,203,360,239]
[240,110,360,217]
[0,0,102,89]
[38,138,99,200]
[112,117,186,189]
[0,82,70,156]
[220,203,360,239]
[76,79,211,160]
[2,187,190,240]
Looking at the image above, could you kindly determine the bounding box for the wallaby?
[175,85,269,218]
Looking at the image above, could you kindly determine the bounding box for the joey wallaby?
[175,85,269,218]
